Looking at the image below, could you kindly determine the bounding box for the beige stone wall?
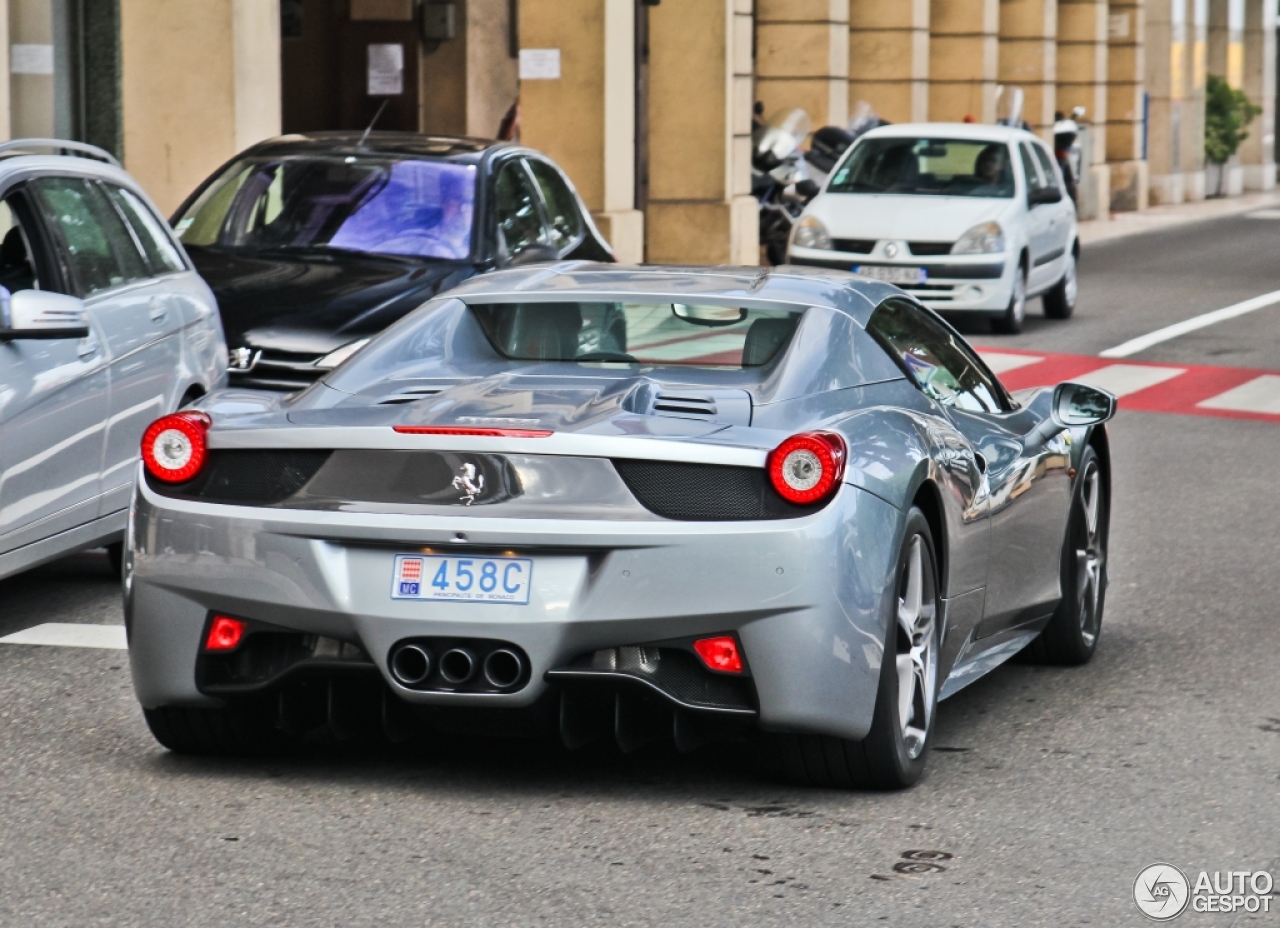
[8,0,53,140]
[849,0,929,122]
[1183,0,1207,200]
[756,0,849,131]
[999,0,1058,140]
[1146,0,1182,202]
[1238,0,1275,190]
[420,0,519,139]
[1107,0,1148,210]
[646,0,756,265]
[929,0,998,123]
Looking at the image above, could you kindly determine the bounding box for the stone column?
[1146,0,1186,203]
[756,0,848,131]
[119,0,281,215]
[998,0,1057,141]
[1238,0,1275,189]
[1181,0,1207,200]
[420,0,520,140]
[520,0,643,261]
[1058,0,1109,217]
[928,0,997,123]
[646,0,757,265]
[1107,0,1148,211]
[1206,0,1245,193]
[848,0,929,123]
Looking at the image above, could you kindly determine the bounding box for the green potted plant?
[1205,74,1262,196]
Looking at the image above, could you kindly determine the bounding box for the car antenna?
[358,100,389,148]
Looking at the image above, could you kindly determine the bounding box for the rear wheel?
[1042,250,1078,319]
[775,509,940,789]
[144,703,292,756]
[991,263,1027,334]
[1023,446,1108,664]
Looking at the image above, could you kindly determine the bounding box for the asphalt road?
[2,215,1279,927]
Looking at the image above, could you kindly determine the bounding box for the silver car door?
[28,175,181,519]
[1030,141,1072,273]
[0,189,109,555]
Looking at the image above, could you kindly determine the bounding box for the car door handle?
[77,335,99,359]
[148,297,168,322]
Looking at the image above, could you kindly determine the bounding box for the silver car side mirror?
[0,290,90,341]
[1051,381,1116,428]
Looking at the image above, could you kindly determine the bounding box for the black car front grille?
[830,238,875,254]
[146,450,332,504]
[612,460,826,521]
[908,241,954,256]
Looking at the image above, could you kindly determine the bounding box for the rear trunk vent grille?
[652,393,717,417]
[376,387,444,405]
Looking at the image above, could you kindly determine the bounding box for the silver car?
[0,140,226,581]
[127,264,1113,789]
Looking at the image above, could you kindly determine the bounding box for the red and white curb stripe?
[977,348,1280,423]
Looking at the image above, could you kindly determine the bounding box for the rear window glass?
[469,301,800,369]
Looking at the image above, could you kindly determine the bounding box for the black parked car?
[171,132,614,390]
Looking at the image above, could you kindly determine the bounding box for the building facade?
[1,0,1275,263]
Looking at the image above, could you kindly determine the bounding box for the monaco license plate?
[391,553,533,605]
[852,265,927,285]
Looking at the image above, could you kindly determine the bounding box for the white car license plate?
[391,554,533,605]
[852,265,927,285]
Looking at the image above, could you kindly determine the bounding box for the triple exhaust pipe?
[389,641,527,692]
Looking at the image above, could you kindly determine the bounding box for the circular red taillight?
[767,431,846,505]
[140,412,211,483]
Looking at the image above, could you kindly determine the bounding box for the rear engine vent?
[627,385,753,426]
[376,386,444,405]
[908,241,954,256]
[145,450,332,505]
[652,393,716,417]
[613,460,827,521]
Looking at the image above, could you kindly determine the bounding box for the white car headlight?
[951,221,1005,255]
[315,337,371,370]
[791,215,832,250]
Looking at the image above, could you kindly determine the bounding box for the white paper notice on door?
[519,49,561,80]
[367,43,404,95]
[10,44,54,75]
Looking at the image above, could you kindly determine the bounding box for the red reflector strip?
[693,636,744,674]
[393,426,554,438]
[205,615,247,652]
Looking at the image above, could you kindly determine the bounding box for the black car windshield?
[173,155,477,260]
[828,137,1014,198]
[470,301,800,369]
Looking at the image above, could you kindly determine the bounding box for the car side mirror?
[1051,381,1116,428]
[0,290,90,341]
[794,179,820,201]
[1028,186,1063,206]
[506,243,561,267]
[1024,382,1116,447]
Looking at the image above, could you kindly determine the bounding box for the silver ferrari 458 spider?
[126,264,1116,789]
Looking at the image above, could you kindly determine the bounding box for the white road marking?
[977,351,1045,375]
[1197,375,1280,415]
[1246,209,1280,219]
[1100,289,1280,358]
[0,623,127,650]
[1070,364,1186,397]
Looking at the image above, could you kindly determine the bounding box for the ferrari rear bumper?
[126,475,903,742]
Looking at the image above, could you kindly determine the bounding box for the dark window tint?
[31,177,148,296]
[527,160,582,251]
[105,185,186,273]
[866,299,1007,413]
[0,197,40,297]
[494,161,545,257]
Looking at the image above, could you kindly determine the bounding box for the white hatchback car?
[787,123,1078,333]
[0,140,226,581]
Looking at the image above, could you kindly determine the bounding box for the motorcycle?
[752,108,813,265]
[1053,105,1086,205]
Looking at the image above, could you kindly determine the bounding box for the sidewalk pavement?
[1078,190,1280,246]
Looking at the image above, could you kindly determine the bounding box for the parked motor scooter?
[802,102,886,187]
[752,108,813,265]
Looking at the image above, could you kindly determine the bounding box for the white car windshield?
[828,138,1014,198]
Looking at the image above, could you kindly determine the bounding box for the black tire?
[1042,249,1078,319]
[1023,446,1108,665]
[775,509,941,789]
[991,262,1027,334]
[144,703,291,756]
